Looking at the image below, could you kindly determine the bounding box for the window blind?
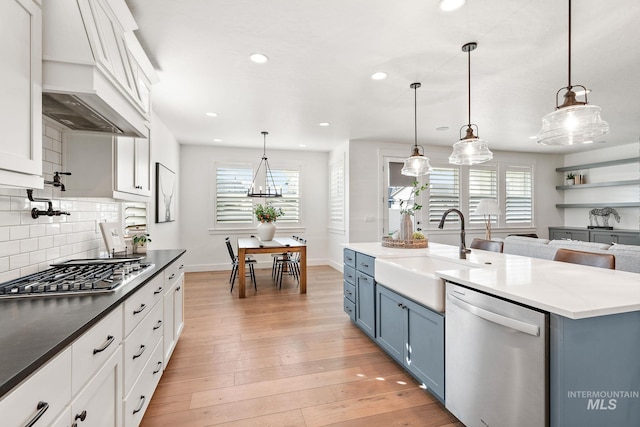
[329,162,345,227]
[428,167,460,224]
[215,167,254,223]
[469,168,497,224]
[268,168,300,223]
[505,167,533,224]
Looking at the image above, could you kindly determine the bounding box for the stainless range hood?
[42,0,155,137]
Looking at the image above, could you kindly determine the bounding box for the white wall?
[148,111,181,250]
[562,142,640,230]
[179,144,329,271]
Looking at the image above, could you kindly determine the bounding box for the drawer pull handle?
[93,335,115,355]
[175,286,181,292]
[74,410,87,422]
[133,395,146,414]
[25,401,49,427]
[179,264,184,269]
[169,273,176,280]
[153,287,163,295]
[153,361,163,374]
[133,345,146,360]
[133,303,147,315]
[153,320,163,330]
[360,263,369,268]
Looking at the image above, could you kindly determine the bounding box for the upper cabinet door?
[0,0,43,187]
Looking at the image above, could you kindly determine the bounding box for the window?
[428,166,460,225]
[468,167,497,224]
[505,167,533,224]
[329,160,345,230]
[213,164,301,227]
[215,166,254,224]
[269,168,300,223]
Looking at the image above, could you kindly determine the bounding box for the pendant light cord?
[567,0,572,88]
[414,85,418,148]
[467,47,471,125]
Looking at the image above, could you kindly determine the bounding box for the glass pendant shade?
[449,42,492,166]
[401,82,432,176]
[537,103,609,146]
[401,147,433,176]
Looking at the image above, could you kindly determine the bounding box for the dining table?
[236,236,307,298]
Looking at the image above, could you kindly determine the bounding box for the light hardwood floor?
[141,266,463,427]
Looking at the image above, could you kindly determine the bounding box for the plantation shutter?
[215,166,254,223]
[428,167,460,225]
[469,167,498,224]
[505,167,533,224]
[269,168,300,223]
[329,162,345,229]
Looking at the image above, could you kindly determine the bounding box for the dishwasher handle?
[447,293,540,336]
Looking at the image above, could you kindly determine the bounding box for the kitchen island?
[0,249,185,426]
[344,242,640,427]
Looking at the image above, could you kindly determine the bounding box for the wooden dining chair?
[225,237,257,292]
[470,238,504,253]
[553,248,615,269]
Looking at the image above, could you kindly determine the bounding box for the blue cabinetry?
[376,285,445,402]
[343,249,375,338]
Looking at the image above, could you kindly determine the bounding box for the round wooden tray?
[381,237,428,249]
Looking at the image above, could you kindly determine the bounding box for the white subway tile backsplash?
[0,121,122,284]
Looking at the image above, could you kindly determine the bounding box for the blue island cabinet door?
[404,298,445,402]
[355,271,376,338]
[550,312,640,427]
[376,285,405,363]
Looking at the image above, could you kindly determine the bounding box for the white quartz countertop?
[345,242,640,319]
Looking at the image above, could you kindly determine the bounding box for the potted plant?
[132,233,151,254]
[254,203,284,241]
[566,172,576,185]
[398,180,428,240]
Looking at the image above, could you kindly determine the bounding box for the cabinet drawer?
[123,340,164,427]
[343,297,355,321]
[343,265,355,284]
[0,347,71,427]
[123,300,163,394]
[343,248,356,268]
[355,252,375,276]
[72,306,123,394]
[165,256,185,287]
[124,274,163,337]
[343,280,355,303]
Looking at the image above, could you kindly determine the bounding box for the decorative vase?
[257,221,276,241]
[134,244,147,254]
[399,214,414,240]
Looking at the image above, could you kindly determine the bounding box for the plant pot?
[399,214,414,240]
[566,178,575,185]
[257,221,276,241]
[134,244,147,254]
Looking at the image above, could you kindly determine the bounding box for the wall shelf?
[555,202,640,209]
[556,179,640,190]
[556,157,640,172]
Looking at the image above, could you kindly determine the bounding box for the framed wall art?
[156,162,176,223]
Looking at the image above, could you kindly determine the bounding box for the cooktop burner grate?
[0,259,154,299]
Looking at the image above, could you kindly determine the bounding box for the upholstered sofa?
[502,235,640,274]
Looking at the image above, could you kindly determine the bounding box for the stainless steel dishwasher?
[445,282,548,427]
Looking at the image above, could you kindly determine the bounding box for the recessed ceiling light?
[440,0,466,11]
[213,138,222,142]
[250,53,269,64]
[206,112,218,117]
[371,72,388,80]
[436,126,450,131]
[318,122,331,127]
[298,144,307,147]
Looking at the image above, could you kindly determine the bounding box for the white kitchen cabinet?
[63,131,151,202]
[123,300,163,394]
[116,134,151,197]
[123,340,164,427]
[163,256,185,365]
[0,347,71,427]
[0,0,43,189]
[69,346,122,427]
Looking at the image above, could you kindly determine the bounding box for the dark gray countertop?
[0,249,186,398]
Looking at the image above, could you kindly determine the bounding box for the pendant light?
[536,0,608,145]
[449,42,493,166]
[247,131,282,198]
[401,82,433,176]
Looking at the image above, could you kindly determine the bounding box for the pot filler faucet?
[438,208,471,259]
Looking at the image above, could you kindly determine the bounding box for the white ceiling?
[125,0,640,154]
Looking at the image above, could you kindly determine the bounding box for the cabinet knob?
[75,410,87,421]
